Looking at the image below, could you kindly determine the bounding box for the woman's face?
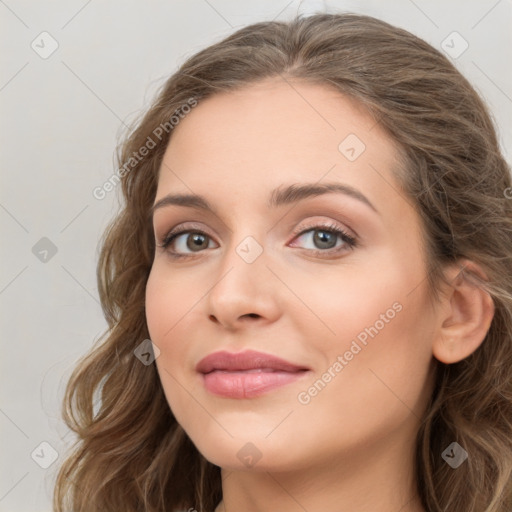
[145,77,439,472]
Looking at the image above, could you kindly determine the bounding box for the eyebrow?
[151,182,378,216]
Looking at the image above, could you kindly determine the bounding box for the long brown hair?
[54,13,512,512]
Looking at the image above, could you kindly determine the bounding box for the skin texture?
[145,77,494,512]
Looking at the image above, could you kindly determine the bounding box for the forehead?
[155,77,410,223]
[165,77,389,159]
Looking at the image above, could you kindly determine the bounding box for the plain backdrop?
[1,0,511,510]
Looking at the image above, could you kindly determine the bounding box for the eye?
[290,222,357,256]
[157,221,357,259]
[159,228,217,258]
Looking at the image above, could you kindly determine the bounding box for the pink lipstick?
[196,349,310,398]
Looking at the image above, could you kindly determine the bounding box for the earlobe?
[432,260,495,364]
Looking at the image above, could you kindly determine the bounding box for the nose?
[205,237,282,331]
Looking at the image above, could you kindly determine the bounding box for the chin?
[184,427,303,472]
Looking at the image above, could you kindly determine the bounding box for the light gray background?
[1,1,511,510]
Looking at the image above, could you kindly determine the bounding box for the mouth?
[196,350,310,398]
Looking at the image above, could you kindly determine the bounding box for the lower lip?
[201,369,309,398]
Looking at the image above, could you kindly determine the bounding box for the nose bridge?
[213,231,267,293]
[218,211,268,269]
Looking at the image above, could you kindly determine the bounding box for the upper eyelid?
[161,221,214,240]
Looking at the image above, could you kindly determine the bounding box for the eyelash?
[157,222,357,260]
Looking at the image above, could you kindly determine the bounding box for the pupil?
[314,230,336,249]
[188,233,208,251]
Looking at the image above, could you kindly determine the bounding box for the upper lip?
[196,350,310,374]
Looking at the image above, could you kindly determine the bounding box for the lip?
[196,349,310,398]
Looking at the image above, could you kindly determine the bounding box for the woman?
[54,12,512,512]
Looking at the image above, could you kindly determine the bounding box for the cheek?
[144,266,195,396]
[145,270,170,345]
[301,245,434,406]
[297,250,415,351]
[305,273,434,429]
[145,267,196,420]
[145,264,195,343]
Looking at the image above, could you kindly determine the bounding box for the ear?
[432,260,495,364]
